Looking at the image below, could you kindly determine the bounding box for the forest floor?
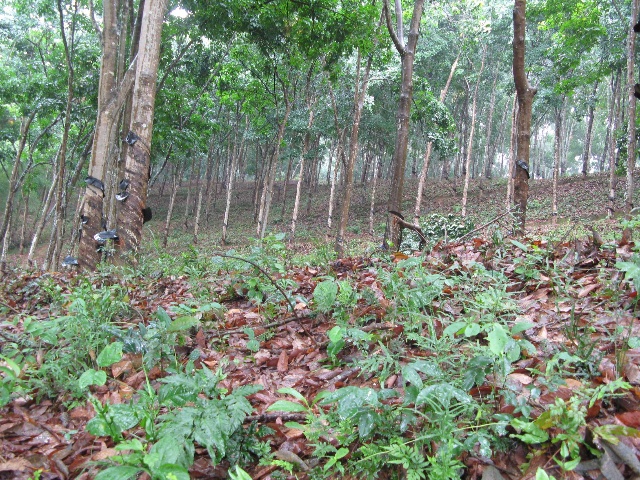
[1,172,640,480]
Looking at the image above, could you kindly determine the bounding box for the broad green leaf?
[444,321,467,337]
[313,280,338,312]
[110,404,139,432]
[97,342,123,367]
[153,463,190,480]
[616,260,640,291]
[324,447,349,471]
[267,400,307,413]
[328,326,343,343]
[149,435,194,470]
[168,316,200,332]
[0,355,20,376]
[229,465,253,480]
[116,439,145,452]
[94,466,142,480]
[402,364,423,388]
[488,324,509,356]
[277,387,306,402]
[512,322,536,334]
[464,323,481,337]
[86,417,110,437]
[358,410,376,438]
[593,424,640,443]
[510,239,529,251]
[78,369,107,390]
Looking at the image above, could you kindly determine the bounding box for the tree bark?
[512,0,537,233]
[369,155,380,236]
[115,0,168,262]
[383,0,425,249]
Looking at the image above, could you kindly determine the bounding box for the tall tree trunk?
[115,0,168,262]
[609,70,623,217]
[413,51,460,224]
[383,0,425,249]
[78,0,133,269]
[626,0,639,216]
[27,172,58,268]
[19,191,29,256]
[335,48,375,257]
[512,0,537,232]
[0,112,35,256]
[290,76,318,244]
[257,90,292,239]
[461,45,487,218]
[506,94,518,210]
[222,116,248,245]
[483,68,500,179]
[49,0,76,270]
[163,166,180,248]
[552,104,563,226]
[581,82,598,176]
[369,155,380,236]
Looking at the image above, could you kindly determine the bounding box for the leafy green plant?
[400,213,474,251]
[84,355,266,479]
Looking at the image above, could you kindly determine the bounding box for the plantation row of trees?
[0,0,638,271]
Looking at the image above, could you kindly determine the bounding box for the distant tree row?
[0,0,637,271]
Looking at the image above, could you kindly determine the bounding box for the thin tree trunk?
[626,0,639,216]
[413,52,460,224]
[327,139,342,231]
[19,191,29,256]
[27,171,58,268]
[290,78,318,244]
[582,82,598,176]
[383,0,425,248]
[369,156,380,235]
[257,84,292,239]
[0,112,36,253]
[483,68,500,179]
[335,46,375,257]
[552,105,563,226]
[163,166,179,248]
[222,116,248,244]
[506,94,518,210]
[461,45,486,218]
[280,154,294,218]
[609,71,623,217]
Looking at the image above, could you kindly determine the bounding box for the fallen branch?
[450,210,514,243]
[244,412,307,423]
[211,313,316,336]
[211,252,318,345]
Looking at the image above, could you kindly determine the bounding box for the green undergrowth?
[1,216,640,479]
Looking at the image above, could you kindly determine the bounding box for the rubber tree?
[383,0,425,250]
[512,0,537,232]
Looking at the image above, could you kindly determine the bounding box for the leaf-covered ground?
[1,224,640,479]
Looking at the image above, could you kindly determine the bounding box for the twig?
[0,300,20,314]
[212,252,318,346]
[244,412,308,423]
[211,313,315,336]
[451,211,514,243]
